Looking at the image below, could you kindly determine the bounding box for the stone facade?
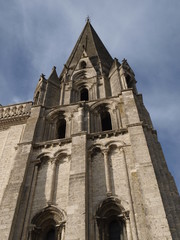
[0,20,180,240]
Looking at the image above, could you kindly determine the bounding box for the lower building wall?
[0,124,25,239]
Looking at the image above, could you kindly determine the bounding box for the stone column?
[87,110,90,133]
[60,80,65,105]
[120,66,127,90]
[102,149,112,195]
[126,216,133,240]
[21,160,40,240]
[78,106,84,131]
[48,158,57,205]
[115,105,122,129]
[65,116,71,138]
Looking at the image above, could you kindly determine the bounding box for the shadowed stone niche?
[29,206,66,240]
[96,197,130,240]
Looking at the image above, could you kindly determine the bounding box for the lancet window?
[80,88,89,101]
[100,110,112,131]
[126,75,133,88]
[57,118,66,139]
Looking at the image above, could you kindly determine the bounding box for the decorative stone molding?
[0,102,32,125]
[30,206,66,240]
[33,137,72,149]
[88,128,128,140]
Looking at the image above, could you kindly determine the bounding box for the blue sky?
[0,1,180,192]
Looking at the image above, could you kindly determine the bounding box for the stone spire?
[60,21,113,78]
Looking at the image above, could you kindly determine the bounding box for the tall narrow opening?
[58,118,66,139]
[45,228,56,240]
[80,88,89,101]
[101,111,112,131]
[126,75,133,88]
[80,61,87,69]
[109,220,121,240]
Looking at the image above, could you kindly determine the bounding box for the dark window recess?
[109,220,121,240]
[80,88,89,101]
[126,75,133,88]
[45,229,55,240]
[101,111,112,131]
[58,119,66,139]
[80,61,86,69]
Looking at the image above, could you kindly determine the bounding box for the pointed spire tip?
[86,16,91,23]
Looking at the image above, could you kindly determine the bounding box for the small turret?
[33,73,47,105]
[120,58,137,93]
[33,67,60,107]
[109,58,137,97]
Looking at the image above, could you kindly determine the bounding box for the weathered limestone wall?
[0,124,25,205]
[109,68,121,96]
[122,89,173,239]
[0,105,41,240]
[144,128,180,239]
[91,149,106,206]
[30,154,71,218]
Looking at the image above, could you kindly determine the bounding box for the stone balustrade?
[0,102,32,120]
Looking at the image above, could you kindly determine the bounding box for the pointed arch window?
[96,197,128,240]
[30,206,65,240]
[80,88,89,101]
[126,75,133,88]
[101,111,112,131]
[57,118,66,139]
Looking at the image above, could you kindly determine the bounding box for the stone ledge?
[88,128,128,140]
[33,137,72,149]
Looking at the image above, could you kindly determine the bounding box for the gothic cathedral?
[0,20,180,240]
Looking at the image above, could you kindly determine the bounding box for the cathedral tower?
[0,20,180,240]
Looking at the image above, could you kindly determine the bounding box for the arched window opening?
[101,111,112,131]
[109,220,121,240]
[31,206,65,240]
[80,61,86,69]
[96,197,128,240]
[58,118,66,139]
[126,75,133,88]
[45,228,56,240]
[80,88,89,101]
